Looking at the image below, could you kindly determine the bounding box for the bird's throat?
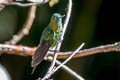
[49,21,58,31]
[52,25,58,31]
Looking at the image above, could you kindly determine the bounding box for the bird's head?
[49,13,64,31]
[51,13,65,23]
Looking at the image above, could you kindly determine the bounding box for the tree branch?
[1,0,49,7]
[5,6,37,45]
[57,0,72,51]
[50,43,85,80]
[42,46,59,80]
[0,42,120,59]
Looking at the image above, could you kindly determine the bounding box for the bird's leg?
[54,49,59,53]
[49,46,56,52]
[49,49,54,52]
[58,39,63,43]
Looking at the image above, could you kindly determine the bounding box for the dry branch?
[49,43,85,80]
[57,0,72,50]
[5,6,37,45]
[0,42,120,59]
[0,0,49,7]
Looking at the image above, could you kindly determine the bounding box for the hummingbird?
[31,13,64,72]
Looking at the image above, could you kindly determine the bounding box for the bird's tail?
[31,66,37,74]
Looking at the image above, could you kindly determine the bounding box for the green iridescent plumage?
[31,13,63,68]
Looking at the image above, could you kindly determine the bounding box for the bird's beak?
[58,15,65,19]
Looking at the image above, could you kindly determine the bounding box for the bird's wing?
[31,27,54,67]
[31,40,52,67]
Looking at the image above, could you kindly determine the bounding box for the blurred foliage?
[0,0,120,80]
[49,0,59,7]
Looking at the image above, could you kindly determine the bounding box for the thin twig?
[1,0,49,7]
[0,42,120,58]
[45,56,85,80]
[51,43,85,77]
[3,2,40,7]
[42,46,58,80]
[57,0,72,50]
[5,6,37,45]
[55,60,85,80]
